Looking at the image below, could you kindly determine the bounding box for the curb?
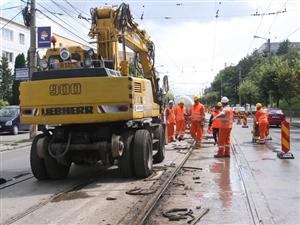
[0,142,32,152]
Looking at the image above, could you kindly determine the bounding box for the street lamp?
[253,35,271,64]
[253,35,273,107]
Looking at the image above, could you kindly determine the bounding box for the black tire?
[153,125,165,164]
[30,134,48,180]
[12,125,18,135]
[118,131,134,178]
[44,136,71,179]
[133,129,153,178]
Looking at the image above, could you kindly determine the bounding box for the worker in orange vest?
[212,97,233,158]
[254,103,269,144]
[190,96,205,148]
[165,100,176,142]
[208,102,222,145]
[175,99,186,141]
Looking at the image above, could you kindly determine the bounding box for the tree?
[238,79,259,105]
[11,53,26,105]
[275,58,299,107]
[0,57,13,102]
[276,39,291,56]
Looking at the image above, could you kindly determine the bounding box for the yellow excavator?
[20,3,168,180]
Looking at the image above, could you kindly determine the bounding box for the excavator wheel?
[153,124,165,164]
[133,129,153,178]
[30,134,48,180]
[118,131,135,178]
[44,136,71,179]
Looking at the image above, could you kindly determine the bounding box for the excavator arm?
[89,3,161,103]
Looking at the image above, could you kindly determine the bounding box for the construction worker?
[212,97,233,158]
[190,96,205,147]
[175,99,186,141]
[208,102,222,145]
[254,103,269,144]
[165,100,176,142]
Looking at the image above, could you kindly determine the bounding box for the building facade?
[0,17,30,70]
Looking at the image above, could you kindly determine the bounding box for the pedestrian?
[190,96,205,148]
[212,96,233,158]
[254,103,269,144]
[208,102,222,145]
[165,100,176,142]
[175,99,186,141]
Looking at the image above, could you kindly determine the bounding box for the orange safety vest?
[255,109,269,124]
[191,103,205,122]
[166,108,175,124]
[212,110,221,128]
[219,106,233,128]
[175,105,185,121]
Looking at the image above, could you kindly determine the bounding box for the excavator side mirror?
[163,75,169,93]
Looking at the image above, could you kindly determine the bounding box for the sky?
[1,0,299,96]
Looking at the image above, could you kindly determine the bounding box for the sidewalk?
[0,133,32,152]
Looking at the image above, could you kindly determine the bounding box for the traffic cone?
[242,112,248,128]
[277,120,294,159]
[237,111,242,125]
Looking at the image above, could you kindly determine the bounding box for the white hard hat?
[168,100,174,104]
[221,96,229,103]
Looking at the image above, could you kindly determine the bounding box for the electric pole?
[29,0,37,139]
[267,38,271,64]
[238,68,242,106]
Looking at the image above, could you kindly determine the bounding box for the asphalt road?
[231,122,300,225]
[1,123,299,225]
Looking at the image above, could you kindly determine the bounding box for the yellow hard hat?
[179,99,185,104]
[193,95,200,101]
[216,102,222,107]
[256,103,262,108]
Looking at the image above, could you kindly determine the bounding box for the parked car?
[0,105,29,135]
[267,108,286,127]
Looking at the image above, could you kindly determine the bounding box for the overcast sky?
[1,0,299,96]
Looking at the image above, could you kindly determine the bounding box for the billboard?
[37,26,51,48]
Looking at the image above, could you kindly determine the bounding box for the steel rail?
[231,134,275,225]
[119,141,195,225]
[2,176,98,225]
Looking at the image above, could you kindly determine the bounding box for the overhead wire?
[37,9,94,48]
[0,9,23,31]
[37,2,92,46]
[63,0,90,18]
[264,0,289,38]
[246,0,274,54]
[131,8,182,73]
[48,0,90,25]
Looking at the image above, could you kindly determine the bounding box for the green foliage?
[0,99,9,107]
[0,57,13,102]
[205,39,300,107]
[203,91,219,105]
[274,56,299,105]
[238,79,259,105]
[11,53,26,105]
[276,39,291,56]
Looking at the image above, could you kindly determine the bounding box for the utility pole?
[267,38,271,64]
[267,38,273,107]
[238,68,242,106]
[29,0,37,139]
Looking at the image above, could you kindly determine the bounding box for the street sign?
[15,68,29,80]
[37,26,51,48]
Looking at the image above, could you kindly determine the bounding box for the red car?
[267,108,286,127]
